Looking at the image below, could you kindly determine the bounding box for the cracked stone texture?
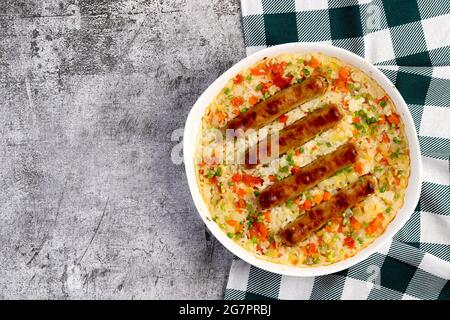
[0,0,245,299]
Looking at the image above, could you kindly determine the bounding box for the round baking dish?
[184,43,422,276]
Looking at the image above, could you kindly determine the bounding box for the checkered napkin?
[225,0,450,300]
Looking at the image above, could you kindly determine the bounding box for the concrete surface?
[0,0,245,299]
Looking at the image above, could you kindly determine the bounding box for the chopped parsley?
[286,152,295,166]
[354,110,377,126]
[286,199,293,208]
[347,83,356,91]
[303,68,310,76]
[379,185,387,193]
[255,83,262,91]
[374,166,383,173]
[279,165,289,173]
[223,88,230,95]
[391,149,401,159]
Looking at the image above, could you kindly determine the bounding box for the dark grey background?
[0,0,245,299]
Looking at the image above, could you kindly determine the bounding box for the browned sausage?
[279,174,376,245]
[258,143,358,209]
[224,76,328,132]
[245,104,342,167]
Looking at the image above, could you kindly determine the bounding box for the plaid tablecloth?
[225,0,450,300]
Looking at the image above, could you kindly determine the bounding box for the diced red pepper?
[233,74,244,84]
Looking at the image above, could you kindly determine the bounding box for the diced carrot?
[216,111,227,123]
[375,95,388,104]
[354,162,364,174]
[352,117,361,124]
[231,96,244,107]
[248,95,259,106]
[278,114,288,123]
[350,217,361,231]
[226,219,237,227]
[387,113,400,126]
[378,114,386,125]
[232,173,242,183]
[339,67,350,80]
[291,166,301,175]
[249,221,269,241]
[242,174,264,187]
[258,223,269,240]
[233,74,244,84]
[198,169,204,175]
[323,191,331,201]
[308,57,320,68]
[295,149,302,156]
[250,63,268,76]
[394,176,400,186]
[258,81,273,93]
[366,213,385,235]
[263,211,271,223]
[269,175,277,182]
[232,108,240,116]
[335,79,349,92]
[380,157,389,166]
[344,237,355,248]
[303,199,312,210]
[306,243,317,255]
[237,188,246,198]
[235,199,246,209]
[382,132,390,143]
[293,199,301,206]
[313,193,323,205]
[268,62,287,75]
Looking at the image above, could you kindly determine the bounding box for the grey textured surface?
[0,0,245,299]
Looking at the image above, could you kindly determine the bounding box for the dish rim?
[184,42,422,277]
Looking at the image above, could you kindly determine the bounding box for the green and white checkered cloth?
[225,0,450,300]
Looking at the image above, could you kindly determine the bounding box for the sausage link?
[225,76,328,132]
[279,174,376,245]
[258,143,358,209]
[245,104,342,167]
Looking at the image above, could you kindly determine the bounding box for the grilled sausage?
[224,76,328,132]
[245,104,342,167]
[258,143,358,209]
[279,174,376,245]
